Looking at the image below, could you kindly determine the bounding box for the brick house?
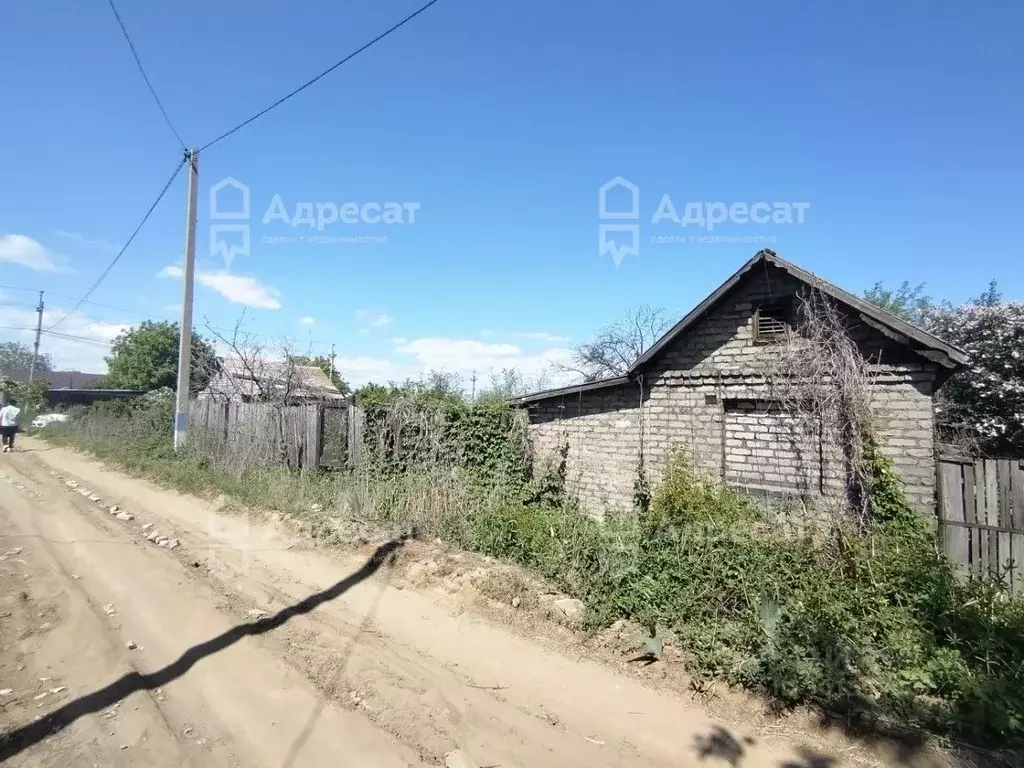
[512,250,967,519]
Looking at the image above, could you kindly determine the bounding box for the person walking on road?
[1,398,21,453]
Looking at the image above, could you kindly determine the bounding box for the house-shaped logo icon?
[598,176,639,220]
[209,177,250,220]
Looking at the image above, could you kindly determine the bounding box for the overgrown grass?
[46,399,1024,753]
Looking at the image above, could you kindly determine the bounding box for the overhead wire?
[107,0,186,150]
[198,0,442,152]
[34,0,445,349]
[46,155,187,332]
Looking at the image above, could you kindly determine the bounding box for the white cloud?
[157,265,281,310]
[157,264,183,279]
[53,229,117,252]
[197,272,281,309]
[355,309,393,328]
[0,234,65,272]
[334,355,413,387]
[0,304,128,373]
[330,336,575,391]
[299,316,316,326]
[510,331,570,343]
[392,337,574,385]
[478,329,570,343]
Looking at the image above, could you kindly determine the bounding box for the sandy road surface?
[0,437,943,767]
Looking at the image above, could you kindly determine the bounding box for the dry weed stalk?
[766,288,875,530]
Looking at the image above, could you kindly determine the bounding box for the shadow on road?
[694,726,836,768]
[0,535,410,762]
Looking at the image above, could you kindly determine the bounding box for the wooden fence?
[189,399,360,471]
[937,456,1024,593]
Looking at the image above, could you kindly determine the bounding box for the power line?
[5,292,335,351]
[107,0,186,150]
[42,330,113,347]
[0,325,112,347]
[47,155,187,332]
[198,0,443,152]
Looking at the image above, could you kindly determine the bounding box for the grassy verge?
[45,401,1024,753]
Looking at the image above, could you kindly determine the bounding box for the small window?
[754,301,791,344]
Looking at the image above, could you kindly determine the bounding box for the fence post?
[316,404,326,468]
[346,398,361,469]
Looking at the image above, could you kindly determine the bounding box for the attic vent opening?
[754,301,791,344]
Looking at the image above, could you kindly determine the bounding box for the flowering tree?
[866,281,1023,453]
[923,297,1024,453]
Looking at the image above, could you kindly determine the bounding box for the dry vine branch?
[766,287,876,530]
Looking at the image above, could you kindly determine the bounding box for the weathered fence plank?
[189,399,332,472]
[963,463,981,578]
[984,459,999,576]
[1012,463,1024,592]
[998,460,1013,581]
[939,462,968,567]
[937,454,1024,593]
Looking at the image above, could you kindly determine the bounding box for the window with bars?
[753,301,791,344]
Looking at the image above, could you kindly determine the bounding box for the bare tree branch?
[562,304,672,381]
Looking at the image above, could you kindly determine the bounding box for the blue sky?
[1,0,1021,385]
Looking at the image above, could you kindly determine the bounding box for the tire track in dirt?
[0,456,426,767]
[0,467,216,767]
[10,455,629,766]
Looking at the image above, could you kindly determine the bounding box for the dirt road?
[0,438,945,767]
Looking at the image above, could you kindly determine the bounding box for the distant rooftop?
[0,369,105,389]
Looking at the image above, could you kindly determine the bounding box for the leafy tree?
[862,281,933,326]
[288,354,350,396]
[355,371,465,407]
[564,304,672,381]
[866,279,1023,452]
[0,377,50,410]
[921,290,1024,452]
[104,321,218,393]
[354,382,403,408]
[0,341,52,375]
[480,368,527,402]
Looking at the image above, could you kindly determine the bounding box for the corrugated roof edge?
[509,375,630,405]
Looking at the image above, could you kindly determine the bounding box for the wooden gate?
[937,456,1024,592]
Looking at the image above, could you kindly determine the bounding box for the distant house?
[1,369,105,389]
[199,359,346,403]
[0,369,141,407]
[512,250,968,519]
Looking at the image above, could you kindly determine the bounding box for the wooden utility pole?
[174,148,200,451]
[29,291,43,381]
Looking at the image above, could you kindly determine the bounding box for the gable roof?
[203,359,345,401]
[513,250,968,405]
[631,249,968,371]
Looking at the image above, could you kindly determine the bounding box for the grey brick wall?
[521,263,940,519]
[528,382,643,519]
